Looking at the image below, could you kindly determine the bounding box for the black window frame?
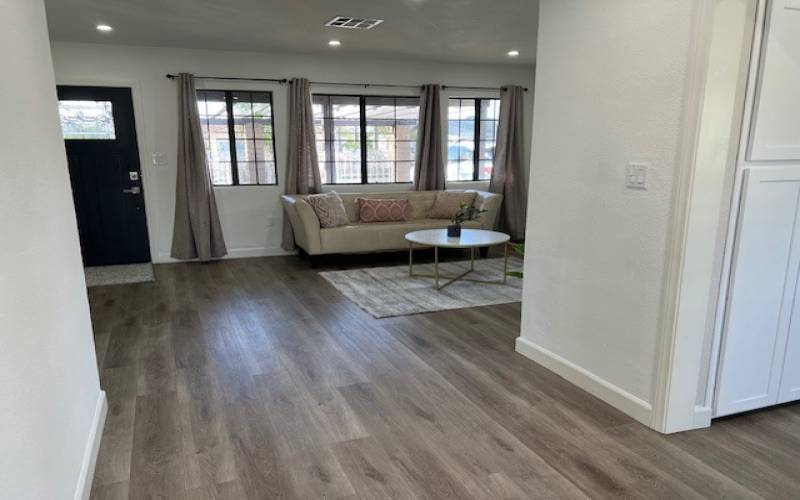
[447,97,500,182]
[196,89,279,187]
[313,93,420,185]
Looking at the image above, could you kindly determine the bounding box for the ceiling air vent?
[325,16,384,30]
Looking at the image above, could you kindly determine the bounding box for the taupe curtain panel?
[413,84,446,191]
[489,85,527,241]
[170,73,227,262]
[282,77,322,250]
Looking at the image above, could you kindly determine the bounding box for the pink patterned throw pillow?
[357,198,411,223]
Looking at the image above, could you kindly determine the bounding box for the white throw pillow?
[306,191,349,228]
[428,191,477,219]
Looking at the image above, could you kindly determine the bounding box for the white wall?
[0,1,105,499]
[50,43,535,262]
[516,0,701,425]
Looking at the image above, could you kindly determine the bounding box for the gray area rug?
[320,257,523,318]
[84,263,155,287]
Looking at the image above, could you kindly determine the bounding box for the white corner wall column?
[651,0,758,433]
[0,0,105,498]
[517,0,758,434]
[517,0,705,430]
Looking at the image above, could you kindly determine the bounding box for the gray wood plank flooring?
[87,255,800,499]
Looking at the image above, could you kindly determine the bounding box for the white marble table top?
[405,229,510,248]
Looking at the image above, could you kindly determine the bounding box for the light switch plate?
[152,152,168,167]
[625,163,649,190]
[785,0,800,10]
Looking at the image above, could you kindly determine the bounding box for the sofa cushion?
[306,191,349,228]
[357,198,411,223]
[407,192,437,219]
[319,218,481,254]
[428,191,477,219]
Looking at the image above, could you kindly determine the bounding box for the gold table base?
[408,242,509,291]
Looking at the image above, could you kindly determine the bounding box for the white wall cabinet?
[748,0,800,161]
[715,166,800,416]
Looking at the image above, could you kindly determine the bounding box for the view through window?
[58,100,116,140]
[447,98,500,181]
[196,90,277,185]
[313,95,419,184]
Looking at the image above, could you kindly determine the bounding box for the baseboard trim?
[515,337,653,426]
[693,405,713,428]
[155,246,295,263]
[74,391,108,500]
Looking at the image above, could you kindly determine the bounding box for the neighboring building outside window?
[58,100,117,140]
[196,90,278,185]
[313,94,419,184]
[447,97,500,182]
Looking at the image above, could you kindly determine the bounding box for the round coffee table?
[405,228,511,290]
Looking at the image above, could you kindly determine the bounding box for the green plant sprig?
[452,203,488,225]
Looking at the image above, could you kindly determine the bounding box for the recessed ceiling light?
[96,24,113,32]
[329,40,341,47]
[507,50,520,57]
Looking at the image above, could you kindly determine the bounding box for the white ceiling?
[44,0,538,65]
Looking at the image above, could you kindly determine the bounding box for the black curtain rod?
[165,74,288,84]
[165,74,527,92]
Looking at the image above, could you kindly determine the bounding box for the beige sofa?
[281,190,503,256]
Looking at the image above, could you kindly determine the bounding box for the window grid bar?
[323,98,336,183]
[359,96,368,184]
[473,99,481,182]
[224,91,240,186]
[247,92,260,184]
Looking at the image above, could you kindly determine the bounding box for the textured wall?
[519,0,696,405]
[0,1,102,498]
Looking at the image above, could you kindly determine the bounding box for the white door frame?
[55,76,161,265]
[651,0,762,433]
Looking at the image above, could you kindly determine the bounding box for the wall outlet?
[625,163,649,190]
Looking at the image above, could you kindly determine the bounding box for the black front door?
[57,86,150,266]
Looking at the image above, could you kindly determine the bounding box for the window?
[196,90,277,185]
[447,98,500,181]
[313,95,419,184]
[58,100,116,140]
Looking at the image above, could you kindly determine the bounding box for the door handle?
[123,186,141,194]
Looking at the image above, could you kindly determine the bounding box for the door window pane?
[58,100,116,140]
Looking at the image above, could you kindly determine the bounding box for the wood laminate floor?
[88,254,800,499]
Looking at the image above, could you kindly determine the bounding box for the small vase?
[447,224,462,237]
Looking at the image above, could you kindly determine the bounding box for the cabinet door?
[749,0,800,161]
[715,167,800,417]
[779,291,800,403]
